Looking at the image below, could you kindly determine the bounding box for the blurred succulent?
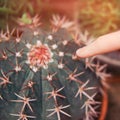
[17,13,42,28]
[78,0,120,36]
[0,0,42,30]
[0,15,110,120]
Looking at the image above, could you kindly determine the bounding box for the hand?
[76,31,120,58]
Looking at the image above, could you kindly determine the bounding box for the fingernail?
[76,49,82,58]
[72,54,80,60]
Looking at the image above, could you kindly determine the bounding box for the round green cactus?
[0,15,109,120]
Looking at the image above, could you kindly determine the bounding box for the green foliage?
[0,0,42,30]
[78,0,120,36]
[18,13,33,25]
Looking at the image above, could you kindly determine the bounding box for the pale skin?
[76,31,120,58]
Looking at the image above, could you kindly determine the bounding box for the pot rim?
[99,88,108,120]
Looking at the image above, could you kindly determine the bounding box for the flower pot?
[99,88,108,120]
[96,51,120,75]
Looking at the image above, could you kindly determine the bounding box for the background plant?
[0,0,42,30]
[1,0,120,37]
[77,0,120,36]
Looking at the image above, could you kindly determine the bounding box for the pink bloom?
[27,43,52,70]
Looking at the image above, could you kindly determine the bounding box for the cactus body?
[0,16,106,120]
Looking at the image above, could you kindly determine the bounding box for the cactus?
[0,15,109,120]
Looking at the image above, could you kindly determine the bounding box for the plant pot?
[96,50,120,75]
[99,88,108,120]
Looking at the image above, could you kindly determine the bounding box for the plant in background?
[0,15,110,120]
[77,0,120,36]
[0,0,42,30]
[1,0,120,38]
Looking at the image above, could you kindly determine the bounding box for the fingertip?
[76,48,85,58]
[76,49,81,57]
[76,46,92,58]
